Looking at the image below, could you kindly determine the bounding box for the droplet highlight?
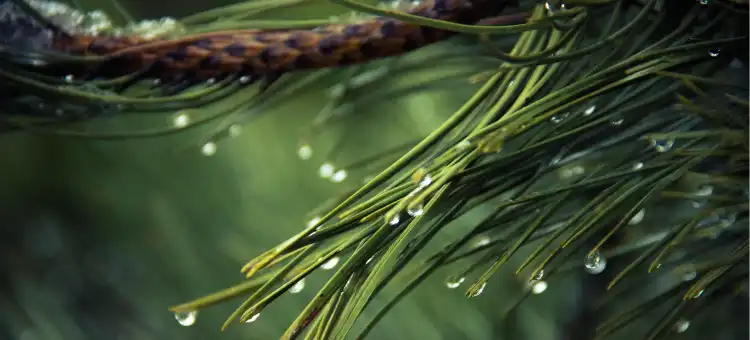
[201,142,217,156]
[406,201,424,217]
[628,209,646,225]
[318,163,335,178]
[531,280,548,294]
[331,169,348,183]
[445,277,465,289]
[469,282,486,297]
[321,257,339,270]
[172,113,189,128]
[244,313,260,323]
[650,137,674,152]
[674,318,690,333]
[174,311,197,326]
[584,251,607,275]
[290,278,305,294]
[298,145,312,160]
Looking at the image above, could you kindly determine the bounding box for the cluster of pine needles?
[1,0,748,339]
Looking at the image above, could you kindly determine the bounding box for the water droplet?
[445,277,465,289]
[708,48,720,57]
[610,117,624,126]
[307,216,321,228]
[474,235,491,247]
[698,0,709,5]
[239,76,252,84]
[584,251,607,275]
[172,113,189,128]
[550,112,569,124]
[201,142,217,156]
[650,137,674,152]
[298,145,312,160]
[64,74,74,83]
[469,282,486,297]
[533,269,544,280]
[544,0,566,13]
[153,79,162,85]
[406,201,424,217]
[244,312,260,323]
[318,163,335,178]
[331,170,348,183]
[387,213,401,226]
[228,124,242,138]
[584,105,596,116]
[174,311,197,326]
[719,212,736,228]
[681,266,697,281]
[455,140,472,150]
[674,318,690,333]
[694,184,713,197]
[412,168,433,188]
[321,257,339,270]
[632,162,644,170]
[419,175,433,188]
[628,209,646,225]
[206,78,216,85]
[560,168,574,179]
[531,280,548,294]
[289,279,305,294]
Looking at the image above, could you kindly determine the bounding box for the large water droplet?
[201,142,217,156]
[632,162,644,170]
[445,277,465,289]
[698,0,709,5]
[406,201,424,217]
[298,145,312,160]
[64,74,74,83]
[455,140,472,151]
[584,251,607,275]
[681,266,697,281]
[708,48,720,57]
[531,280,548,294]
[321,257,339,270]
[318,163,335,178]
[244,313,260,323]
[331,170,348,183]
[694,184,714,197]
[290,279,305,294]
[174,311,197,326]
[584,105,596,116]
[469,282,486,297]
[650,137,674,152]
[387,213,401,226]
[628,209,646,225]
[307,216,321,228]
[172,113,189,128]
[550,112,569,124]
[474,235,491,247]
[674,318,690,333]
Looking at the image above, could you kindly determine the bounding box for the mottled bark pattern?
[52,0,513,80]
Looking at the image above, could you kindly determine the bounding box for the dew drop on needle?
[174,311,197,327]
